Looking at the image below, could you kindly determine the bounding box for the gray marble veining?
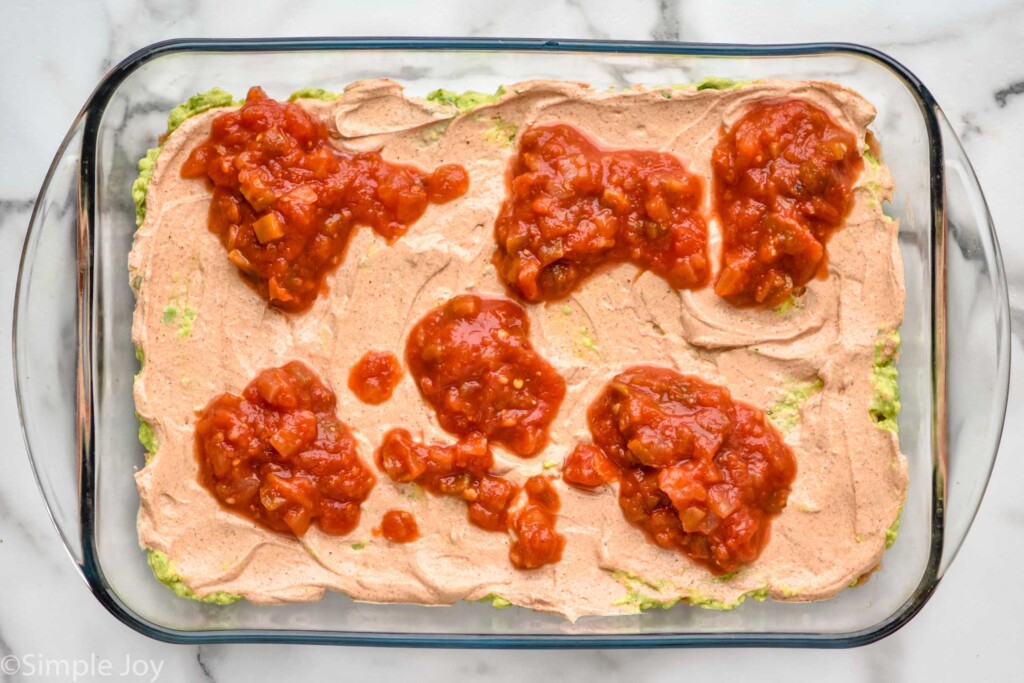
[994,80,1024,107]
[195,647,215,683]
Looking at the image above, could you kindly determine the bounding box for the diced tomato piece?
[379,509,419,543]
[427,164,471,203]
[562,444,620,489]
[253,212,285,243]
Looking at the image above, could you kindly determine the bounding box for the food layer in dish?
[129,78,906,620]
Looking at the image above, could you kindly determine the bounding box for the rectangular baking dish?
[14,38,1009,647]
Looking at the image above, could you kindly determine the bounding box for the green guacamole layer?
[766,377,824,432]
[147,550,241,605]
[426,86,506,112]
[131,88,239,227]
[288,87,339,102]
[476,593,513,610]
[695,76,742,91]
[871,330,902,433]
[610,569,769,612]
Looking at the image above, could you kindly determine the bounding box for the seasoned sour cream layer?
[130,79,907,620]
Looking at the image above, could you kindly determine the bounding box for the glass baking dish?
[13,38,1009,647]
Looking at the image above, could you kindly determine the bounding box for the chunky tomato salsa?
[377,429,563,568]
[195,361,376,537]
[562,366,796,574]
[406,294,566,457]
[509,475,565,570]
[494,123,710,302]
[713,98,863,307]
[181,87,469,311]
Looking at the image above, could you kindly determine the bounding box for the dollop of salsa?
[406,294,566,457]
[494,123,710,302]
[509,475,565,569]
[562,366,796,574]
[712,98,863,307]
[377,429,562,568]
[348,350,403,405]
[378,509,419,543]
[195,361,376,537]
[377,429,519,531]
[181,86,469,312]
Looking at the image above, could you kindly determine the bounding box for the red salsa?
[181,87,469,312]
[195,361,376,537]
[378,509,419,543]
[561,443,619,489]
[377,429,519,532]
[712,98,863,307]
[377,429,563,568]
[348,350,403,405]
[494,123,710,302]
[406,294,566,457]
[562,366,796,575]
[509,475,565,569]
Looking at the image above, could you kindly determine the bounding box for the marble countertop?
[1,1,1022,680]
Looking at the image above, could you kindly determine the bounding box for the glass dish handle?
[935,107,1010,578]
[14,116,87,569]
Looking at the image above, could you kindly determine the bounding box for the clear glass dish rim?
[30,36,968,647]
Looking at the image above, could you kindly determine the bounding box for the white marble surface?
[1,1,1023,680]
